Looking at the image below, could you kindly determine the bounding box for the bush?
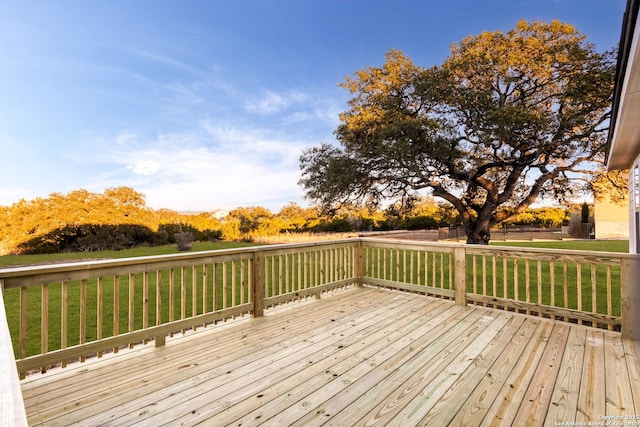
[174,232,194,251]
[406,216,439,230]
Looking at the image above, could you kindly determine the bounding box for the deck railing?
[1,238,639,420]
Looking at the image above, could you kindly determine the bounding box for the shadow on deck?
[20,286,640,426]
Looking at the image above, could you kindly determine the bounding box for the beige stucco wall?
[594,189,629,240]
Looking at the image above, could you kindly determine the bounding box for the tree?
[300,21,615,244]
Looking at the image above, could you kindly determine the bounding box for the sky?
[0,0,628,212]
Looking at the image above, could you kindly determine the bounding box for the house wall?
[594,190,629,240]
[632,158,640,253]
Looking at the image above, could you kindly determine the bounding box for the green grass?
[0,240,260,268]
[490,239,629,253]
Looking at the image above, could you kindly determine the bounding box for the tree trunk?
[465,220,491,245]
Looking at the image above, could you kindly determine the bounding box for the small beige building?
[594,186,629,239]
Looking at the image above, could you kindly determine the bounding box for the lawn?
[490,239,629,253]
[0,240,259,268]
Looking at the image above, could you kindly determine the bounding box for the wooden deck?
[20,286,640,426]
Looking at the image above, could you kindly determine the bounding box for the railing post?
[621,255,640,341]
[0,279,29,426]
[454,246,467,306]
[354,240,363,288]
[252,250,265,317]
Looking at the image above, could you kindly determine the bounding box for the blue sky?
[0,0,627,212]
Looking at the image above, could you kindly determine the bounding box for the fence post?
[621,255,640,341]
[454,246,467,306]
[0,279,29,426]
[354,240,363,288]
[252,250,265,317]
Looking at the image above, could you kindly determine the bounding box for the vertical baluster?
[448,252,453,290]
[482,256,487,299]
[191,265,197,329]
[127,274,134,347]
[19,286,26,376]
[297,252,302,291]
[432,252,436,288]
[80,279,87,359]
[305,251,309,289]
[41,283,48,370]
[222,262,228,310]
[180,267,187,332]
[472,255,478,294]
[314,250,319,287]
[503,258,508,299]
[247,258,252,304]
[329,248,334,283]
[113,275,120,352]
[285,255,290,293]
[191,265,197,317]
[492,256,497,298]
[169,268,175,336]
[272,255,282,296]
[212,263,217,312]
[423,252,429,287]
[202,265,207,316]
[97,277,103,355]
[606,265,612,330]
[591,264,597,317]
[143,272,149,338]
[513,258,519,303]
[525,259,531,315]
[576,263,583,324]
[277,254,282,296]
[232,261,237,307]
[550,261,556,319]
[409,250,415,285]
[537,260,543,307]
[563,262,569,308]
[241,259,246,305]
[563,262,569,322]
[439,253,444,288]
[60,281,68,366]
[156,270,162,325]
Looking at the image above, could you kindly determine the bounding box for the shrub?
[174,232,194,251]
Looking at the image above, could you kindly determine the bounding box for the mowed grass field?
[0,238,629,359]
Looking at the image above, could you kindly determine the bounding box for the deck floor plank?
[19,285,640,427]
[604,333,636,415]
[543,326,586,426]
[576,329,607,423]
[513,322,571,425]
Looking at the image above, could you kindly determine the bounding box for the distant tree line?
[0,186,578,256]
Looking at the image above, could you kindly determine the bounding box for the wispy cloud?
[90,121,309,211]
[243,90,309,114]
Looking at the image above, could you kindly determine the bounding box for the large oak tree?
[300,20,615,244]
